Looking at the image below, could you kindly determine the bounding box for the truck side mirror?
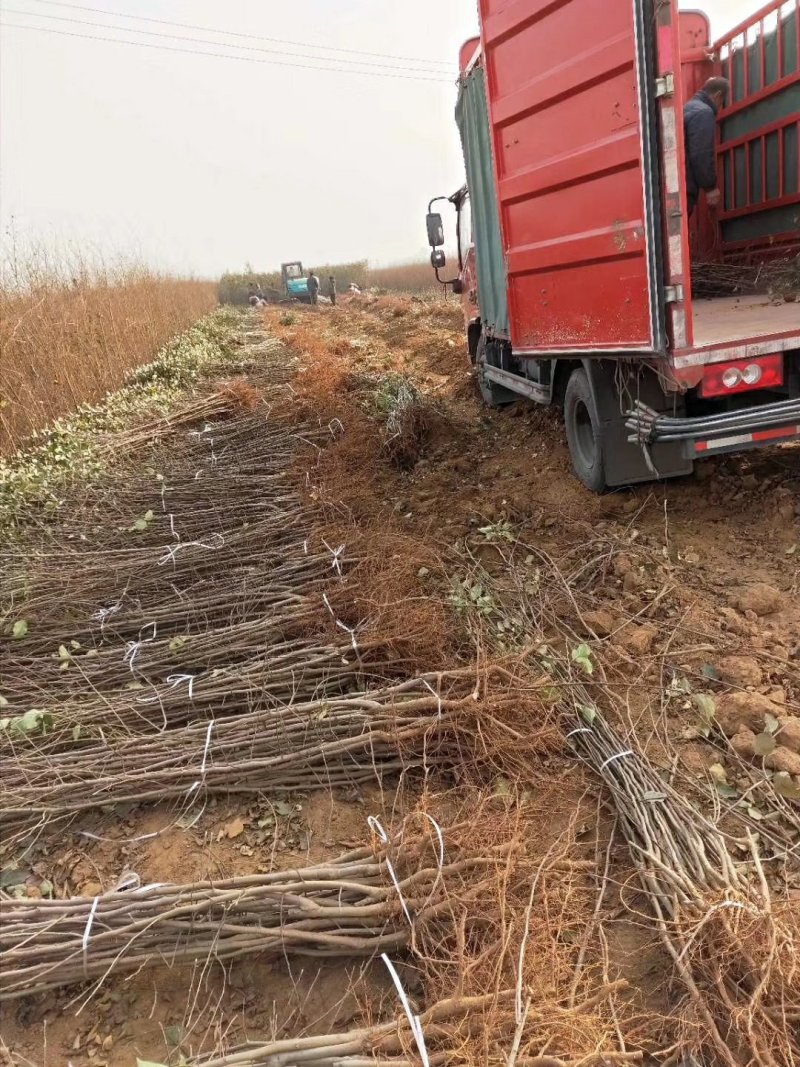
[426,212,445,248]
[431,249,446,269]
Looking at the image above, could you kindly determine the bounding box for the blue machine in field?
[281,261,310,301]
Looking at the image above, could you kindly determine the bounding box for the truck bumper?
[626,398,800,458]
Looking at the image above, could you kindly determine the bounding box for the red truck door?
[478,0,669,354]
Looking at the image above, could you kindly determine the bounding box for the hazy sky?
[0,0,755,277]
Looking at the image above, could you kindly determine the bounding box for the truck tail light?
[700,354,784,398]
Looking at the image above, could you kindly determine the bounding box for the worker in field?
[683,76,730,216]
[327,275,337,306]
[307,270,320,306]
[247,284,267,308]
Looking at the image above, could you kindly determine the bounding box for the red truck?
[427,0,800,490]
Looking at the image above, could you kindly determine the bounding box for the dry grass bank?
[0,271,216,454]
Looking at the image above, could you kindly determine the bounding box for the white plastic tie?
[140,672,196,705]
[423,814,445,873]
[122,641,140,670]
[368,817,413,927]
[322,593,360,656]
[123,622,157,673]
[158,534,224,567]
[338,619,359,656]
[417,814,446,915]
[169,513,179,541]
[92,602,121,633]
[381,954,430,1067]
[329,418,344,437]
[166,673,195,700]
[421,680,443,719]
[114,872,141,892]
[566,727,593,739]
[187,720,215,795]
[82,896,100,977]
[322,538,346,578]
[110,873,169,895]
[600,749,635,772]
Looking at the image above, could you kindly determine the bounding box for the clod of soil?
[731,727,800,777]
[731,725,759,759]
[769,747,800,776]
[716,690,781,735]
[717,654,763,688]
[618,622,658,656]
[582,609,617,637]
[730,581,786,616]
[778,716,800,753]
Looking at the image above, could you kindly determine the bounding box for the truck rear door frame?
[478,0,670,359]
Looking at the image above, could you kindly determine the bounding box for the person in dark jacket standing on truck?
[683,77,730,216]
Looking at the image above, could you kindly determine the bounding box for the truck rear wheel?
[564,367,606,492]
[476,335,516,408]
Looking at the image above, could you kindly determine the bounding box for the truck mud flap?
[626,398,800,458]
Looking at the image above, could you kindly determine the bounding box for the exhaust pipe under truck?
[427,0,800,491]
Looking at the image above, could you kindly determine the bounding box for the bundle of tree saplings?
[0,831,509,1000]
[691,255,799,299]
[1,578,343,713]
[192,990,649,1067]
[2,639,369,750]
[1,397,330,645]
[94,376,270,455]
[188,994,509,1067]
[568,702,800,1067]
[0,676,470,837]
[3,501,326,659]
[449,543,800,1067]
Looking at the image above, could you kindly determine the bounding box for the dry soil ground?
[1,296,798,1067]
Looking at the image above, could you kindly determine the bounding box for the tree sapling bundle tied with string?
[0,824,511,1001]
[450,535,800,1067]
[0,675,474,840]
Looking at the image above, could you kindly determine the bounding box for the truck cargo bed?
[692,296,800,348]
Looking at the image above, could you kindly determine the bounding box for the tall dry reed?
[368,259,441,292]
[0,266,216,454]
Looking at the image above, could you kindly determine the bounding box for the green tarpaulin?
[455,66,509,337]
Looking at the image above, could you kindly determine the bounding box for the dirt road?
[1,298,798,1066]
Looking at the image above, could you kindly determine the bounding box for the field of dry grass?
[368,259,439,292]
[0,269,216,454]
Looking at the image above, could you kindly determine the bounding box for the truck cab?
[427,0,800,491]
